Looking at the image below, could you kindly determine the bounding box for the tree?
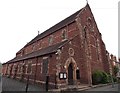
[113,66,119,76]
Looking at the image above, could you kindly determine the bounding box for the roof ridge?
[17,4,88,54]
[24,9,82,47]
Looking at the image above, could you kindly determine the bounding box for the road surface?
[2,76,44,92]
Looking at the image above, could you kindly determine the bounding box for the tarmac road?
[2,76,44,92]
[2,76,120,93]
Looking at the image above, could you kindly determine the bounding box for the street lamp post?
[45,75,49,92]
[110,62,114,88]
[110,74,114,88]
[25,63,31,93]
[25,74,30,93]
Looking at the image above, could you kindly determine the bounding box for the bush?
[113,76,117,82]
[101,71,109,84]
[118,78,120,83]
[107,74,119,83]
[107,74,112,83]
[92,70,109,85]
[92,70,103,84]
[113,66,119,76]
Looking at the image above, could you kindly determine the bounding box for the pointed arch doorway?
[65,57,77,85]
[68,63,73,85]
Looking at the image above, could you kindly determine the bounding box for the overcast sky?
[0,0,118,63]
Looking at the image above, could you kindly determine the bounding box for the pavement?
[0,81,2,93]
[60,84,119,92]
[85,84,119,91]
[0,75,2,92]
[50,84,90,92]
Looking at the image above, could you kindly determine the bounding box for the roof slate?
[8,40,68,63]
[25,9,82,47]
[4,4,89,65]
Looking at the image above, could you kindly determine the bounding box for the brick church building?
[2,3,111,88]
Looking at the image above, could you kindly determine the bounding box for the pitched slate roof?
[25,9,83,47]
[3,4,89,65]
[7,40,68,63]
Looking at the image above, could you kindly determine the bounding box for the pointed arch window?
[48,35,53,46]
[32,44,35,52]
[96,39,100,61]
[83,26,87,41]
[42,57,49,75]
[61,29,67,40]
[27,62,32,74]
[87,17,94,31]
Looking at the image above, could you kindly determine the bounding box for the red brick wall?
[59,35,90,84]
[3,4,111,88]
[100,41,109,73]
[16,21,79,56]
[34,54,57,85]
[2,64,8,75]
[78,4,106,74]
